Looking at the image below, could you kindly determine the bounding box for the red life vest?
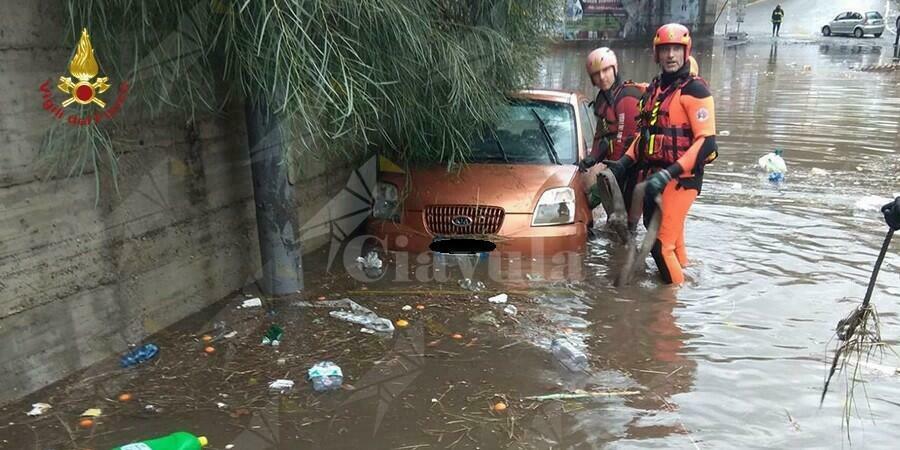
[593,81,645,160]
[637,75,713,167]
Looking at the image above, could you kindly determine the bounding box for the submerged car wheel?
[822,26,831,36]
[854,27,864,38]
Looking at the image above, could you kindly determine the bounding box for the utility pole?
[245,94,304,295]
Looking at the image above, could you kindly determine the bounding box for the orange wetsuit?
[623,63,718,284]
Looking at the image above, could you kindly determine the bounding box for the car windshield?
[469,100,577,164]
[867,12,882,20]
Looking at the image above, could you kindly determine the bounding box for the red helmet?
[653,23,692,62]
[585,47,618,76]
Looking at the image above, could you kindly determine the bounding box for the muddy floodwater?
[3,35,900,450]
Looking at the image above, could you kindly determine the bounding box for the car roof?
[510,89,581,104]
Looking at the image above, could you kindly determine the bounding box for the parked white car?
[822,11,885,38]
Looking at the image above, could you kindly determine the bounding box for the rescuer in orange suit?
[580,47,646,210]
[603,23,718,285]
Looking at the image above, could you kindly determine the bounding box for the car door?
[578,100,598,194]
[850,12,864,31]
[831,12,849,33]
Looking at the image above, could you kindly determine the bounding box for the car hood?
[395,164,578,214]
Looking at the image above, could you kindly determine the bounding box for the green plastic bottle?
[111,431,208,450]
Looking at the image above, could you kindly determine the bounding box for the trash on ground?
[277,358,287,365]
[80,408,102,417]
[216,402,227,409]
[261,324,284,346]
[120,343,160,368]
[471,311,500,327]
[458,278,486,292]
[268,379,295,392]
[525,273,544,281]
[488,293,508,304]
[239,297,262,308]
[308,361,343,392]
[117,393,133,402]
[551,336,588,372]
[503,305,518,316]
[719,130,731,136]
[402,305,412,311]
[111,431,209,450]
[491,401,508,412]
[451,333,464,340]
[25,403,51,416]
[395,319,410,328]
[223,331,238,339]
[295,298,395,333]
[360,328,375,334]
[758,149,787,178]
[416,304,425,310]
[201,335,213,342]
[356,251,384,278]
[522,390,641,401]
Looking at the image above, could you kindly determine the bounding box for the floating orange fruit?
[78,418,95,429]
[201,335,213,342]
[415,304,425,310]
[117,393,133,402]
[396,319,409,328]
[492,401,508,412]
[451,333,463,340]
[204,346,216,354]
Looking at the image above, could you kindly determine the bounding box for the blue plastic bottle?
[120,344,159,368]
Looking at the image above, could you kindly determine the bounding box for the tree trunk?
[245,94,303,295]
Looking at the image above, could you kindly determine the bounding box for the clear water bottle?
[308,361,343,392]
[120,343,159,368]
[551,337,588,372]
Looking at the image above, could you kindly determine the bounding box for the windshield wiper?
[491,131,510,163]
[530,108,561,165]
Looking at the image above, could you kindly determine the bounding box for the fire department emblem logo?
[696,107,709,122]
[57,29,110,108]
[40,28,129,126]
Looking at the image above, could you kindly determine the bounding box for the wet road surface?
[719,0,897,41]
[3,32,900,450]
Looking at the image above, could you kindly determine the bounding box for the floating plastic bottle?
[458,278,486,292]
[308,361,343,392]
[261,325,284,346]
[111,431,208,450]
[758,149,787,182]
[550,337,588,372]
[120,344,159,368]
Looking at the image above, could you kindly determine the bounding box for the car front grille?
[425,205,505,236]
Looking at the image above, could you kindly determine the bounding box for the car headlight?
[373,182,400,221]
[532,187,575,226]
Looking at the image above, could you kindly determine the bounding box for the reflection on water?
[536,39,900,448]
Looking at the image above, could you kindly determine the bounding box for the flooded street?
[5,25,900,450]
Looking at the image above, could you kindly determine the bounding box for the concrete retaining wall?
[0,0,352,405]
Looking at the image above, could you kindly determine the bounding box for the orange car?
[366,89,603,257]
